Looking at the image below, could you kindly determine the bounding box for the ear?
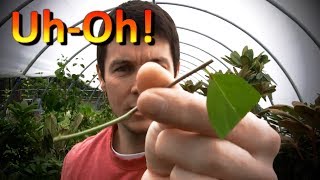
[96,64,106,92]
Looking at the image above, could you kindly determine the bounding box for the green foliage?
[206,73,260,138]
[19,77,48,100]
[179,46,318,177]
[7,100,38,120]
[180,46,276,115]
[222,46,276,102]
[0,55,115,179]
[258,94,320,179]
[180,80,207,95]
[43,57,87,112]
[259,94,320,161]
[0,100,51,178]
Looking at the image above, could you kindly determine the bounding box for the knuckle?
[154,129,171,155]
[258,124,281,158]
[267,128,281,156]
[252,115,281,156]
[206,140,227,171]
[263,166,278,180]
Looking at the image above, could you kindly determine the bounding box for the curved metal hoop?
[157,2,303,101]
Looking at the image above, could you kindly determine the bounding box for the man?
[61,1,280,179]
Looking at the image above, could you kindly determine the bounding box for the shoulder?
[67,127,112,159]
[61,127,113,178]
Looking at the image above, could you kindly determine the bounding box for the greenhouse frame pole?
[95,93,104,108]
[88,85,100,102]
[177,26,232,52]
[21,7,115,76]
[158,2,303,102]
[3,1,304,111]
[0,0,34,28]
[180,52,216,72]
[37,26,234,99]
[41,43,92,97]
[179,62,204,82]
[266,0,320,50]
[67,58,97,91]
[180,41,230,71]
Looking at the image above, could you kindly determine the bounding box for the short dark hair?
[97,0,180,79]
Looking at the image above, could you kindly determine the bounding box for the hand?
[137,87,281,180]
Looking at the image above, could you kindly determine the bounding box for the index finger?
[137,88,280,159]
[137,88,215,136]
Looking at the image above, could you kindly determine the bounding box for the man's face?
[98,38,176,134]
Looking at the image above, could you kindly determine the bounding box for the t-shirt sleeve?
[60,143,83,180]
[60,149,74,180]
[60,136,95,180]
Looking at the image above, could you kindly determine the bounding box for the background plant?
[0,56,115,179]
[259,95,320,179]
[181,46,276,114]
[1,48,318,179]
[180,46,319,179]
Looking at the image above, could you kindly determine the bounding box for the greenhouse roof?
[0,0,319,107]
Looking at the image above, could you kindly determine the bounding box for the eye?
[114,65,133,73]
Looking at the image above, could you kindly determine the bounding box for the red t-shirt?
[61,126,147,180]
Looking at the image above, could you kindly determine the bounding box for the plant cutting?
[53,59,261,142]
[180,46,276,116]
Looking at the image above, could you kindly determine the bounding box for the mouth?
[128,106,143,116]
[134,110,143,116]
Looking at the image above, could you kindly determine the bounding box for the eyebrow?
[108,56,170,71]
[149,57,169,64]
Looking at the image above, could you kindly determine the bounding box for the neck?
[113,124,146,154]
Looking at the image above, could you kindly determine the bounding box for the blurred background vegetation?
[0,57,115,179]
[0,47,319,179]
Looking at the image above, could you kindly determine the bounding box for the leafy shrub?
[0,56,115,179]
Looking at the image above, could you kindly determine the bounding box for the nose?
[131,79,139,96]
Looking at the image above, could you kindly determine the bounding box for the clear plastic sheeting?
[0,0,319,106]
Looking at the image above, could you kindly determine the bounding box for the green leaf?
[44,113,58,136]
[59,117,70,130]
[246,49,254,61]
[233,67,238,75]
[70,113,84,133]
[293,104,320,129]
[262,74,277,85]
[268,104,298,117]
[242,46,248,56]
[207,74,261,138]
[221,57,233,66]
[278,119,312,139]
[240,56,250,66]
[230,51,241,66]
[256,72,263,80]
[260,55,270,64]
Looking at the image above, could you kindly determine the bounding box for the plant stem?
[168,60,213,88]
[53,60,213,142]
[53,107,138,142]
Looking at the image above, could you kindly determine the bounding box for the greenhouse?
[0,0,319,179]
